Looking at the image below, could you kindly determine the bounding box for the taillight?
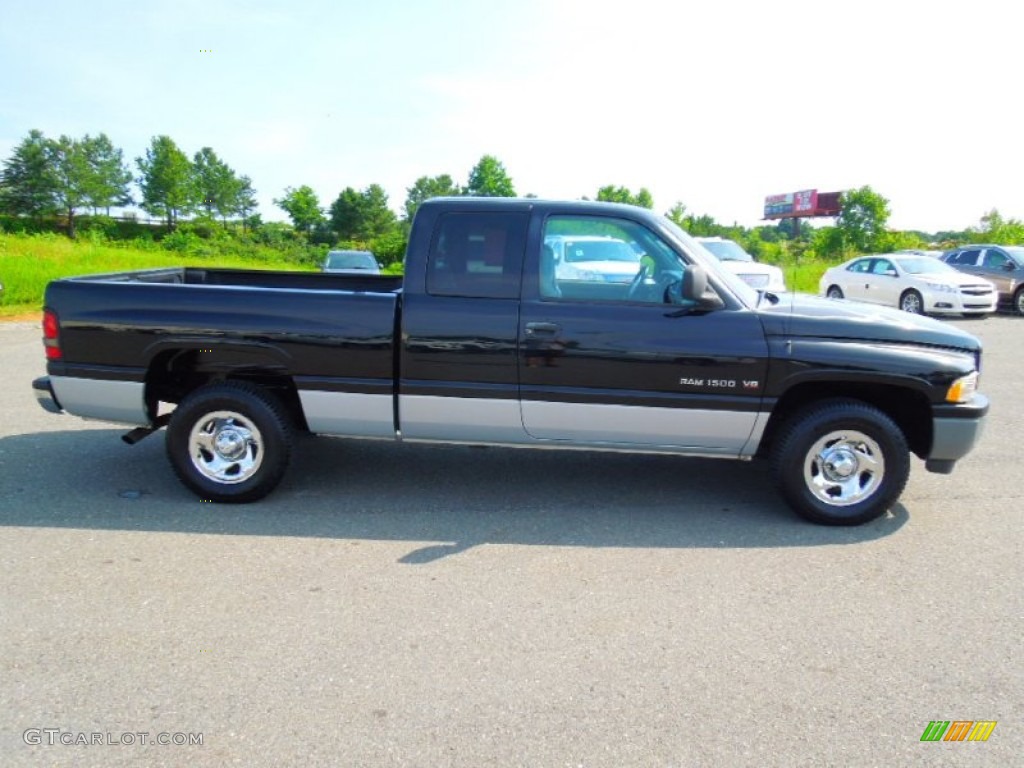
[42,309,62,360]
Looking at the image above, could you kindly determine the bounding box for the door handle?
[525,322,560,336]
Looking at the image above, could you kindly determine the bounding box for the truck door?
[518,212,769,455]
[398,208,530,443]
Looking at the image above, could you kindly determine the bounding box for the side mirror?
[1004,262,1016,271]
[667,265,724,311]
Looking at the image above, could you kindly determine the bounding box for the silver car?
[322,250,381,275]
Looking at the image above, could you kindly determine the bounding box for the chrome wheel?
[900,290,923,314]
[826,286,844,300]
[803,430,885,507]
[1015,288,1024,316]
[188,410,264,484]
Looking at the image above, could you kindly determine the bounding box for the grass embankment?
[0,232,313,316]
[782,261,828,294]
[1,231,831,317]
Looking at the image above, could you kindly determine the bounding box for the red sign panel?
[764,189,840,219]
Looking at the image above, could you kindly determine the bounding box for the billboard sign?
[764,189,839,219]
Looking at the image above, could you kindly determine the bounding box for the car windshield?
[699,240,754,263]
[662,221,760,307]
[561,239,639,263]
[1004,246,1024,264]
[895,257,957,275]
[326,252,376,269]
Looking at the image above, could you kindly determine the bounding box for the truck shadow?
[0,429,909,561]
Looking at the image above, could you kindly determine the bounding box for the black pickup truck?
[33,198,988,525]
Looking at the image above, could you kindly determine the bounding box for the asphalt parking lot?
[1,315,1021,767]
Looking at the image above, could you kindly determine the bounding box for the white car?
[695,237,787,292]
[819,253,997,316]
[544,235,641,284]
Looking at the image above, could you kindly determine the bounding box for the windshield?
[561,239,639,263]
[326,252,376,269]
[896,257,957,275]
[699,240,754,263]
[1005,246,1024,264]
[663,221,759,307]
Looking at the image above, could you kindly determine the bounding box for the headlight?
[925,281,956,293]
[946,372,978,404]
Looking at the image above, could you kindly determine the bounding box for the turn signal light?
[945,372,978,404]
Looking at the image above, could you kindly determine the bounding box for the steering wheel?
[626,265,651,301]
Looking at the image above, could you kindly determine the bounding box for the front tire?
[900,289,924,314]
[1014,286,1024,316]
[771,399,910,525]
[826,285,844,300]
[166,381,292,503]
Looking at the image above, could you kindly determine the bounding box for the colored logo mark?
[920,721,997,742]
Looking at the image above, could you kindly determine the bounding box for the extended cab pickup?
[33,198,989,525]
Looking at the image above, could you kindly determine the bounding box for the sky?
[1,0,1020,234]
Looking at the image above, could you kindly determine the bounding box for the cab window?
[540,215,685,304]
[427,212,528,299]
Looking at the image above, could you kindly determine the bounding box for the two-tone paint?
[34,198,988,472]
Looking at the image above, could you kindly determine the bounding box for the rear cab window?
[426,212,528,299]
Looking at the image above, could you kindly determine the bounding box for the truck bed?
[61,266,403,294]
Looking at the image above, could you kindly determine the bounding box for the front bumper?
[32,376,64,414]
[925,394,989,473]
[924,290,997,315]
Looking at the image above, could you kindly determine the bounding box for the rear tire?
[771,399,910,525]
[826,285,844,300]
[900,289,924,314]
[166,381,292,503]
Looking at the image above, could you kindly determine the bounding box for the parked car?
[695,237,787,291]
[941,244,1024,315]
[819,253,997,316]
[322,250,380,275]
[543,234,642,284]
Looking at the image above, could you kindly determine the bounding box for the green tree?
[836,185,891,253]
[403,174,461,222]
[193,147,240,224]
[596,185,653,208]
[359,184,398,239]
[47,135,93,238]
[236,175,258,231]
[369,229,409,268]
[329,187,362,241]
[274,185,323,235]
[329,184,398,241]
[466,155,515,197]
[663,201,721,237]
[665,202,688,227]
[969,209,1024,245]
[136,136,197,230]
[81,133,133,215]
[0,129,57,218]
